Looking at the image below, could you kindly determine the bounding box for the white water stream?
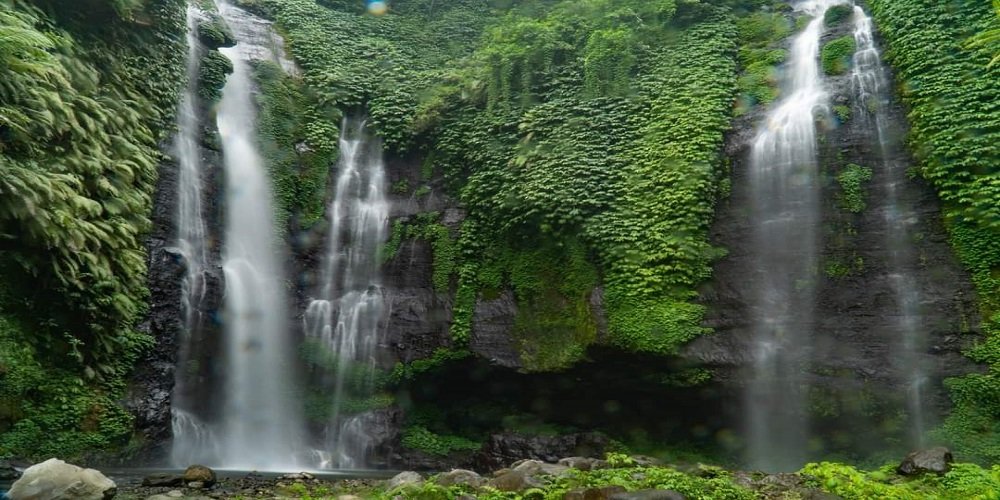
[744,0,845,472]
[850,5,927,447]
[304,117,388,468]
[214,0,303,469]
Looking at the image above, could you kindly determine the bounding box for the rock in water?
[897,447,953,475]
[182,465,216,487]
[7,458,116,500]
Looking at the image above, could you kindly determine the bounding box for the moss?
[824,5,854,27]
[836,163,873,213]
[400,425,481,456]
[196,14,235,49]
[821,36,857,75]
[833,104,851,122]
[197,49,233,102]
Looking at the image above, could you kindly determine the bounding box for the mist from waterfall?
[170,4,215,467]
[743,0,844,472]
[850,5,928,447]
[214,0,303,470]
[304,117,388,469]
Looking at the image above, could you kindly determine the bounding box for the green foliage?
[197,49,232,102]
[801,462,1000,499]
[965,0,1000,68]
[821,35,856,75]
[382,212,457,292]
[401,425,481,456]
[836,163,873,213]
[252,60,336,233]
[196,13,235,49]
[833,104,851,122]
[387,348,471,384]
[824,5,854,27]
[735,11,791,110]
[868,0,999,463]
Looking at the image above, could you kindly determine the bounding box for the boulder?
[387,471,423,490]
[489,470,544,492]
[8,458,116,500]
[558,457,597,471]
[435,469,484,488]
[476,432,610,470]
[142,474,184,487]
[182,465,216,487]
[609,490,685,500]
[563,486,627,500]
[512,459,570,477]
[897,447,953,475]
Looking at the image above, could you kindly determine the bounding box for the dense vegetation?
[865,0,1000,464]
[0,0,185,459]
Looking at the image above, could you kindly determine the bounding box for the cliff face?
[687,15,981,459]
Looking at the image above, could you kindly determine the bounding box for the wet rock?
[183,465,216,487]
[142,473,184,487]
[490,470,545,492]
[167,491,184,498]
[435,469,485,488]
[897,447,953,475]
[609,490,685,500]
[512,460,570,477]
[186,481,205,489]
[387,471,423,490]
[278,472,315,481]
[8,458,117,500]
[0,459,22,481]
[477,432,610,470]
[563,485,627,500]
[470,289,522,368]
[558,457,596,470]
[629,456,662,467]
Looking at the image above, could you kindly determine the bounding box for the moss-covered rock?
[821,35,857,75]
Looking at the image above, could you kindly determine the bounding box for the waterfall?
[214,0,303,469]
[850,5,927,447]
[304,117,388,469]
[743,0,844,472]
[170,5,215,467]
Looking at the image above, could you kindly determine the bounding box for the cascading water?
[850,5,927,446]
[214,0,303,469]
[304,117,388,469]
[743,0,844,472]
[170,5,215,467]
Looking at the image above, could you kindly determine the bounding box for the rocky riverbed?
[1,447,987,500]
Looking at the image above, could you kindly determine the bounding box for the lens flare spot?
[367,1,388,15]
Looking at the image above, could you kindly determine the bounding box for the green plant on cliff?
[867,0,1000,463]
[0,0,185,459]
[837,164,874,213]
[821,35,856,75]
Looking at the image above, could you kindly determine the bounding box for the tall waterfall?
[214,0,303,469]
[744,0,842,472]
[851,5,927,446]
[304,117,388,468]
[170,5,214,467]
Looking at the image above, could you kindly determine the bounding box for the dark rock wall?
[689,15,980,458]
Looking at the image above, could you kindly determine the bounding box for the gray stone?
[182,465,216,487]
[489,470,544,492]
[8,458,117,500]
[186,481,205,489]
[609,490,685,500]
[897,447,953,475]
[166,491,184,498]
[142,473,184,487]
[387,471,423,490]
[559,457,597,471]
[435,469,484,488]
[0,460,21,481]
